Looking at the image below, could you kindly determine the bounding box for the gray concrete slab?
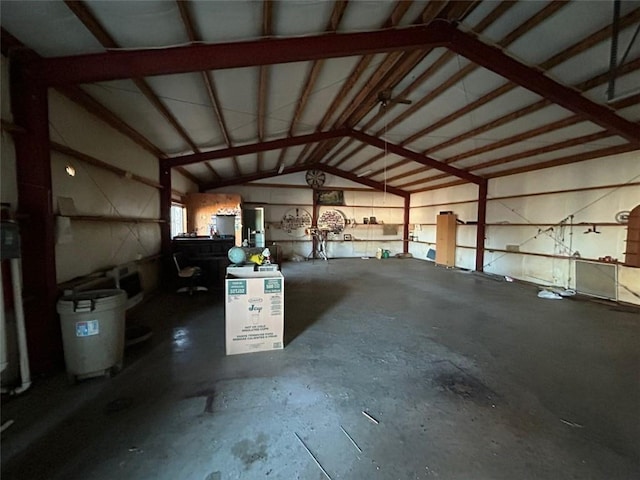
[1,258,639,479]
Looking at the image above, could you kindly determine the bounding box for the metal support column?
[403,196,410,254]
[159,163,173,288]
[475,179,488,272]
[10,49,61,373]
[159,164,172,257]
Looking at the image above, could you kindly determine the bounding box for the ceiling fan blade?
[389,98,412,105]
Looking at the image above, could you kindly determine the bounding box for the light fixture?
[277,164,285,174]
[357,169,372,177]
[65,165,76,177]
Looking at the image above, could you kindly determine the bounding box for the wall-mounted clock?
[305,170,326,189]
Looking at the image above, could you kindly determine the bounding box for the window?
[170,203,186,238]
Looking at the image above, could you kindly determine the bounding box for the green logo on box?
[264,278,282,293]
[228,280,247,295]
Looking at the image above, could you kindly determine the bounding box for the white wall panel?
[48,92,162,283]
[410,151,639,291]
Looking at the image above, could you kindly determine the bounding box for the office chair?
[172,253,208,295]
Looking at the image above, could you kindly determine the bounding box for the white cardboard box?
[225,271,284,355]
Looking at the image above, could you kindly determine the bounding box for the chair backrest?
[172,252,183,273]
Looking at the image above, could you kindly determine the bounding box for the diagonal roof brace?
[447,23,640,144]
[317,164,408,198]
[31,19,638,145]
[201,161,408,198]
[348,129,484,185]
[200,164,310,191]
[173,127,482,186]
[35,24,450,86]
[163,129,350,168]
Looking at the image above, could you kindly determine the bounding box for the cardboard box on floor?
[225,271,284,355]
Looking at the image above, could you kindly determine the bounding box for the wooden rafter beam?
[443,115,583,165]
[176,0,198,40]
[339,1,569,172]
[291,0,419,166]
[391,59,640,183]
[176,0,226,179]
[56,85,165,158]
[447,21,640,143]
[486,143,639,179]
[467,131,614,173]
[29,5,640,143]
[175,166,201,185]
[51,141,164,189]
[64,0,202,154]
[381,115,606,184]
[395,130,621,189]
[275,0,349,172]
[329,0,518,169]
[304,0,457,167]
[257,0,274,173]
[408,178,469,193]
[345,3,638,175]
[4,26,165,160]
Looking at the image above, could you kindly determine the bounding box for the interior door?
[242,207,265,247]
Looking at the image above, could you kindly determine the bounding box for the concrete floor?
[1,258,639,480]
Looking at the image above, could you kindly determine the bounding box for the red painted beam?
[318,164,408,198]
[348,129,483,185]
[1,27,24,56]
[159,163,173,289]
[159,164,172,256]
[10,53,62,374]
[475,179,487,272]
[36,24,449,86]
[201,164,310,191]
[163,129,350,168]
[448,25,640,143]
[403,196,410,254]
[201,161,409,198]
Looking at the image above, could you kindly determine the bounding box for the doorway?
[242,207,265,248]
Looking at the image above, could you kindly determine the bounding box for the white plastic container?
[56,289,127,383]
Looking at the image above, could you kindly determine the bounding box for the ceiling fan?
[377,89,412,114]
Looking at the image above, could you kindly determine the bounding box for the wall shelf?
[58,215,165,224]
[484,222,624,227]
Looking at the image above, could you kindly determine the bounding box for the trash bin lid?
[57,289,127,314]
